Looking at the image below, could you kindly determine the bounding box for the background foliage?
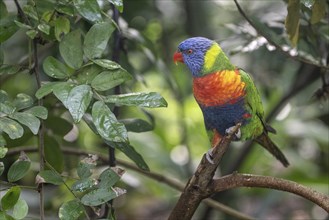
[0,0,328,219]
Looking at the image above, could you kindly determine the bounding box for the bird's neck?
[200,44,235,76]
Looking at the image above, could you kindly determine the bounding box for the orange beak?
[173,52,184,64]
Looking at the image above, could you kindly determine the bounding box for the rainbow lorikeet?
[173,37,289,167]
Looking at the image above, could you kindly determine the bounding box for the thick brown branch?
[210,173,329,212]
[168,123,242,220]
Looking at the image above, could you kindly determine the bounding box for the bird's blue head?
[173,37,214,77]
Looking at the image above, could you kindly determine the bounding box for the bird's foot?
[225,126,241,140]
[206,148,215,164]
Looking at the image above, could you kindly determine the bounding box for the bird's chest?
[192,70,246,107]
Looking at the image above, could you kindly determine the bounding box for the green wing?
[239,69,266,139]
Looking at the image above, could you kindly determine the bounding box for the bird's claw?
[225,126,241,140]
[206,148,215,164]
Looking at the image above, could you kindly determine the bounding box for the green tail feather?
[255,133,289,167]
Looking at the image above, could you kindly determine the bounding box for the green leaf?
[0,90,8,102]
[73,0,102,23]
[109,0,124,13]
[77,155,97,179]
[71,178,98,192]
[92,59,121,70]
[38,23,51,35]
[91,69,132,91]
[81,187,126,206]
[52,82,76,107]
[7,152,31,182]
[26,29,38,39]
[59,199,85,220]
[37,170,63,185]
[59,30,83,69]
[98,168,124,188]
[92,101,128,142]
[0,117,24,139]
[23,5,38,20]
[311,0,326,24]
[43,56,73,79]
[0,15,19,43]
[35,81,62,99]
[104,92,168,108]
[285,0,300,47]
[55,16,70,41]
[44,135,64,173]
[84,21,115,59]
[56,4,75,16]
[13,93,34,110]
[76,64,102,84]
[66,85,93,123]
[106,141,149,171]
[14,20,32,29]
[0,102,15,115]
[0,0,8,19]
[0,212,15,220]
[0,162,4,176]
[9,112,40,135]
[0,146,7,158]
[0,134,6,147]
[120,118,154,133]
[0,65,21,76]
[24,106,48,120]
[12,199,28,220]
[1,186,21,211]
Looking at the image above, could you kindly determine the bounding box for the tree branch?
[6,145,253,220]
[210,173,329,212]
[168,123,242,220]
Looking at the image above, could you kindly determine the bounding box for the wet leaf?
[37,170,63,185]
[98,167,124,188]
[55,16,70,41]
[52,82,75,108]
[71,178,98,192]
[92,59,121,70]
[43,56,73,79]
[84,21,115,59]
[12,199,28,220]
[91,69,132,91]
[9,112,40,135]
[77,155,98,179]
[73,0,102,23]
[1,186,21,211]
[24,106,48,120]
[13,93,33,110]
[104,92,168,108]
[92,101,128,142]
[59,199,85,220]
[81,187,126,206]
[0,117,24,139]
[66,85,93,123]
[106,141,149,171]
[35,82,63,99]
[7,152,31,182]
[59,30,83,69]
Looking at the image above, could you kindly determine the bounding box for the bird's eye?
[187,49,193,54]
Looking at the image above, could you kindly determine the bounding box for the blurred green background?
[1,0,328,219]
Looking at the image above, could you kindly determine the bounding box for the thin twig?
[6,146,253,220]
[232,0,329,70]
[210,173,329,212]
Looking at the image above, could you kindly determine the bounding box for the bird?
[173,37,289,167]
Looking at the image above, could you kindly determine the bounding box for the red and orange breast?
[193,70,246,107]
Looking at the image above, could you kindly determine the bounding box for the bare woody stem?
[168,123,242,220]
[210,173,329,212]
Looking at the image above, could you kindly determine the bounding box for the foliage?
[0,0,328,219]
